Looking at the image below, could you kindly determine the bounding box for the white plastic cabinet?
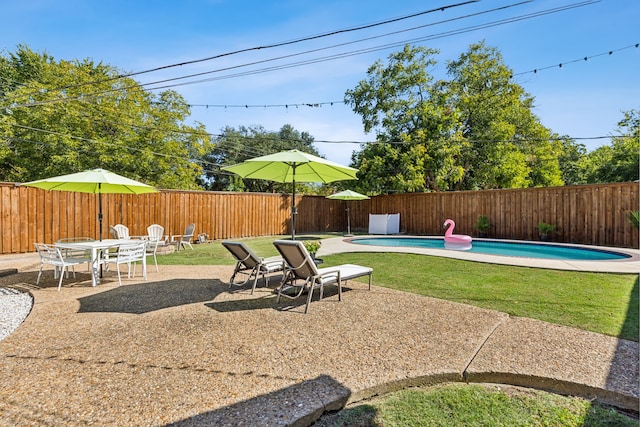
[368,213,400,234]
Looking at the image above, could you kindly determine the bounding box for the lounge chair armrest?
[263,259,284,269]
[315,268,341,283]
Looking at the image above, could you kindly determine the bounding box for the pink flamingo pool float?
[443,219,472,250]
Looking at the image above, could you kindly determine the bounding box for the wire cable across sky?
[2,0,603,110]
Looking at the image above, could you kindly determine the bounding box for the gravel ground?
[0,287,33,342]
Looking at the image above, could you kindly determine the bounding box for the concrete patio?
[0,247,637,426]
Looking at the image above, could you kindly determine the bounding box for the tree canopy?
[0,45,210,189]
[2,44,634,194]
[581,109,639,183]
[202,124,322,193]
[345,42,565,194]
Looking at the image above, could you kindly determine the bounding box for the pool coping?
[318,236,640,274]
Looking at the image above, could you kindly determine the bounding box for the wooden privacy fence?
[337,182,639,248]
[0,185,303,254]
[0,181,637,254]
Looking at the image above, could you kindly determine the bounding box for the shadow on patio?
[165,374,352,427]
[78,278,230,314]
[206,285,356,314]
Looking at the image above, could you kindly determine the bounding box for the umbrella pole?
[98,187,103,242]
[291,174,296,240]
[346,203,351,236]
[98,188,103,279]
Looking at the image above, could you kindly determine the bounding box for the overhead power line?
[6,122,628,178]
[9,121,622,148]
[129,1,534,90]
[7,0,476,101]
[127,0,477,76]
[142,0,601,92]
[2,0,594,108]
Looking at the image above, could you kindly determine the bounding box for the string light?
[180,43,637,110]
[511,43,638,77]
[186,101,343,109]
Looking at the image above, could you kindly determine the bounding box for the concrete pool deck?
[320,236,640,273]
[0,244,638,426]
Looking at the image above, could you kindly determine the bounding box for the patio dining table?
[56,239,142,286]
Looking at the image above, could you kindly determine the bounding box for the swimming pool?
[349,237,631,261]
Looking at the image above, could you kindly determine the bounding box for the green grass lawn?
[314,383,638,427]
[158,235,638,341]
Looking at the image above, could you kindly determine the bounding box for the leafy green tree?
[583,109,639,183]
[0,45,210,189]
[445,42,562,189]
[557,138,587,185]
[579,110,639,184]
[345,42,564,193]
[202,124,320,192]
[345,45,464,193]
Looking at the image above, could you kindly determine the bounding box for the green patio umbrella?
[327,190,370,236]
[222,149,358,240]
[22,168,158,241]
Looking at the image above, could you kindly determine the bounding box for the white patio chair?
[35,243,91,291]
[110,224,130,239]
[145,224,167,272]
[273,240,373,313]
[56,237,94,274]
[107,241,148,286]
[222,241,284,293]
[171,223,195,251]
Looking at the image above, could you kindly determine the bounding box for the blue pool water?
[349,237,631,261]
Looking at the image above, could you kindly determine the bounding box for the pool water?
[350,237,631,261]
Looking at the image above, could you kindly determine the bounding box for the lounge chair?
[171,223,195,251]
[222,241,284,293]
[273,240,373,313]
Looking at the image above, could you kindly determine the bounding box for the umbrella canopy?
[22,168,157,240]
[222,150,358,239]
[327,190,370,236]
[326,189,370,201]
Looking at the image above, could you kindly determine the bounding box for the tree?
[444,42,563,189]
[202,124,321,192]
[345,45,464,193]
[0,45,210,189]
[583,109,639,183]
[557,138,587,185]
[345,42,564,193]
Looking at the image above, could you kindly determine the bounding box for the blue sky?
[2,0,638,165]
